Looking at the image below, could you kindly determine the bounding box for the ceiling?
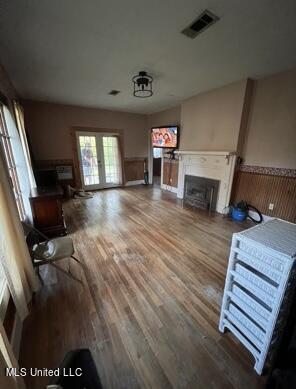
[1,0,296,114]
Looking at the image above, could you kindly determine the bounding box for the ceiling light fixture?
[132,71,153,98]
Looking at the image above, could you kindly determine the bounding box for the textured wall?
[147,105,181,129]
[241,68,296,169]
[180,80,248,152]
[23,100,148,160]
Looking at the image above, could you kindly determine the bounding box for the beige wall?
[22,101,148,160]
[179,69,296,168]
[180,80,248,152]
[7,66,296,170]
[242,68,296,169]
[147,105,181,128]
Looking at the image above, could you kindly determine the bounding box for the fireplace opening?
[184,175,220,211]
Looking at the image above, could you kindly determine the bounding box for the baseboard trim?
[125,180,144,186]
[161,184,178,194]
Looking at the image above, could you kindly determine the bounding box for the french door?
[76,131,121,190]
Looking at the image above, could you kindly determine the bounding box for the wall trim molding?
[125,180,144,186]
[161,184,178,193]
[239,164,296,178]
[124,157,146,161]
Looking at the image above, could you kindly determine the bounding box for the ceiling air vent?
[108,90,120,96]
[181,10,219,39]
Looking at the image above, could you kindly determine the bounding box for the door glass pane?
[103,136,120,184]
[153,147,162,158]
[79,135,100,186]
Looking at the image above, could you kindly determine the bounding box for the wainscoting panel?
[124,158,145,182]
[231,170,296,222]
[162,160,178,188]
[36,158,146,187]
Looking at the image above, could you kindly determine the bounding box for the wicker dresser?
[219,219,296,374]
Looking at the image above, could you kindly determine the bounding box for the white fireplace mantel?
[176,150,237,213]
[175,150,236,156]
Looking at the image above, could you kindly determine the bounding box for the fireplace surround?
[184,175,220,211]
[175,151,236,213]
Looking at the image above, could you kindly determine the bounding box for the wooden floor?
[20,185,266,389]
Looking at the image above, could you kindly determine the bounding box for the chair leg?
[36,266,44,285]
[50,262,83,284]
[71,255,84,266]
[38,272,44,285]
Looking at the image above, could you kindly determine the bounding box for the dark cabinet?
[29,186,67,236]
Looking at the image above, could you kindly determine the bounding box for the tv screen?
[35,169,58,187]
[151,126,179,148]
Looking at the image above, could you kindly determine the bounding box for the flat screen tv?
[151,126,179,149]
[35,169,58,187]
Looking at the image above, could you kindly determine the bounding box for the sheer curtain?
[13,102,36,189]
[0,104,38,389]
[0,139,39,389]
[0,146,40,320]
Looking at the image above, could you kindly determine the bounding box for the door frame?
[147,128,165,185]
[72,127,124,189]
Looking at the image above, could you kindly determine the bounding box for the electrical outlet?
[269,203,274,211]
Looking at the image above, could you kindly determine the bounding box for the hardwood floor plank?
[20,185,266,388]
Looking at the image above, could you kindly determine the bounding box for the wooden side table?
[29,186,67,236]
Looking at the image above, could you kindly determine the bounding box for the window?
[0,104,25,220]
[14,102,36,188]
[0,102,34,314]
[153,147,162,158]
[103,136,121,184]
